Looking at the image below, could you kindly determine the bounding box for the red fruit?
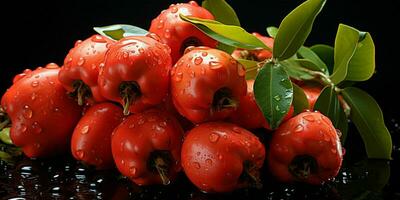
[302,85,323,109]
[71,103,124,169]
[231,32,274,61]
[229,80,294,130]
[58,34,114,105]
[1,64,82,158]
[149,1,217,63]
[111,109,184,185]
[181,122,265,193]
[171,47,247,124]
[98,35,172,115]
[268,111,343,185]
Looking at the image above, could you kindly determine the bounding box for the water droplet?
[45,63,59,69]
[201,67,206,75]
[74,40,82,47]
[209,133,220,143]
[53,107,60,112]
[32,122,42,134]
[34,74,40,79]
[209,61,222,69]
[237,65,245,77]
[175,72,183,82]
[137,118,145,125]
[21,124,27,133]
[129,166,137,176]
[81,125,90,134]
[193,162,201,169]
[23,105,33,119]
[205,159,213,166]
[159,121,167,127]
[155,125,165,133]
[76,150,85,159]
[92,35,107,43]
[31,81,39,87]
[194,57,203,65]
[164,29,171,39]
[275,105,280,111]
[121,159,125,165]
[274,95,281,101]
[99,63,105,68]
[303,115,315,122]
[77,57,85,66]
[232,126,241,133]
[294,124,304,132]
[49,81,55,85]
[190,71,195,78]
[157,20,164,29]
[123,51,129,58]
[201,52,208,57]
[138,48,145,54]
[129,123,136,129]
[218,154,223,160]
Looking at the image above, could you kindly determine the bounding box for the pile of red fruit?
[0,1,344,193]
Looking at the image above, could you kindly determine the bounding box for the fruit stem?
[119,81,141,116]
[154,156,171,185]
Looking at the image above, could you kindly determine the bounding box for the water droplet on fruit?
[77,57,85,66]
[157,20,164,29]
[171,6,178,13]
[155,125,165,133]
[76,150,85,159]
[274,95,281,101]
[218,154,223,160]
[122,51,129,58]
[92,35,107,43]
[23,105,33,119]
[32,122,42,134]
[175,72,183,82]
[190,71,195,78]
[121,159,125,165]
[129,123,135,129]
[201,52,208,57]
[205,159,213,166]
[237,65,245,77]
[137,118,145,125]
[164,29,171,39]
[31,81,39,87]
[53,107,60,112]
[74,40,82,47]
[303,115,315,122]
[138,48,145,54]
[81,125,90,134]
[209,133,220,143]
[209,61,222,69]
[294,124,304,132]
[232,126,241,133]
[193,162,201,169]
[34,74,40,79]
[194,57,203,65]
[21,124,27,133]
[129,166,137,176]
[159,121,167,127]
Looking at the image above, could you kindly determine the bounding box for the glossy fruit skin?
[149,1,217,63]
[302,85,322,109]
[1,64,82,158]
[111,109,184,185]
[229,80,294,130]
[231,32,274,61]
[98,35,172,114]
[171,47,247,124]
[71,103,123,169]
[181,122,265,193]
[268,111,343,185]
[58,35,114,103]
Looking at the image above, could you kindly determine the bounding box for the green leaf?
[202,0,240,26]
[314,86,341,125]
[254,63,293,129]
[337,105,349,144]
[273,0,326,60]
[236,58,259,80]
[93,24,148,40]
[180,15,269,50]
[295,58,324,72]
[266,26,279,38]
[0,127,12,145]
[297,46,329,74]
[292,83,310,114]
[310,44,334,74]
[281,59,315,81]
[342,87,392,159]
[330,24,375,84]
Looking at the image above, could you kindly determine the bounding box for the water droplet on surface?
[190,71,195,78]
[121,159,125,165]
[74,40,82,47]
[81,125,90,134]
[175,72,183,82]
[32,122,42,134]
[170,6,178,13]
[201,52,208,57]
[21,124,27,133]
[194,57,203,65]
[209,61,222,69]
[31,93,37,100]
[129,123,135,129]
[294,124,304,132]
[76,150,85,159]
[137,118,145,125]
[193,162,201,169]
[129,166,137,176]
[303,115,315,122]
[274,95,281,101]
[92,35,107,43]
[209,133,220,143]
[164,30,171,39]
[159,121,167,127]
[31,81,39,87]
[232,126,241,133]
[23,105,33,119]
[205,159,213,166]
[77,57,85,66]
[138,48,145,54]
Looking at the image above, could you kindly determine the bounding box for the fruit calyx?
[288,155,318,180]
[71,80,92,106]
[148,150,172,185]
[119,81,141,115]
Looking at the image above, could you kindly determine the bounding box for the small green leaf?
[180,15,269,50]
[295,58,325,72]
[310,44,334,73]
[346,31,375,81]
[266,26,279,38]
[342,87,392,159]
[202,0,240,26]
[0,127,12,145]
[236,58,259,80]
[292,83,310,114]
[273,0,326,60]
[254,63,293,129]
[314,86,341,126]
[93,24,148,40]
[281,59,315,81]
[297,46,329,74]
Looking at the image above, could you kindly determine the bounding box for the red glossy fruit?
[171,47,247,124]
[71,103,124,169]
[302,85,323,109]
[0,64,82,158]
[231,32,274,61]
[149,1,217,63]
[111,109,184,185]
[268,111,343,185]
[181,122,265,193]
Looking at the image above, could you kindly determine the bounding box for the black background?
[0,0,397,119]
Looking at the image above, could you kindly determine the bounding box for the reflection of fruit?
[1,64,82,158]
[98,35,171,115]
[181,122,265,193]
[171,47,247,124]
[58,35,114,105]
[231,32,274,61]
[111,109,184,186]
[149,1,217,63]
[302,85,323,109]
[71,103,123,169]
[268,111,343,185]
[229,80,294,130]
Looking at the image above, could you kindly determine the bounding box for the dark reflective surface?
[1,118,399,200]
